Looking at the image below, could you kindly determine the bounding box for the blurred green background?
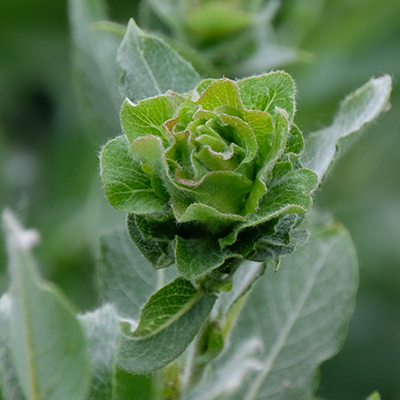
[0,0,399,399]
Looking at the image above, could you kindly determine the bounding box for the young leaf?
[237,72,296,122]
[2,210,91,400]
[68,0,123,138]
[78,304,120,400]
[132,278,204,338]
[100,135,169,215]
[0,295,24,400]
[301,74,392,185]
[98,228,177,321]
[117,278,216,374]
[118,18,201,102]
[196,217,358,400]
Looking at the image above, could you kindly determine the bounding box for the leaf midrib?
[244,237,339,400]
[16,251,40,400]
[130,290,206,340]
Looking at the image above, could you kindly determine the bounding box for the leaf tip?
[2,209,41,251]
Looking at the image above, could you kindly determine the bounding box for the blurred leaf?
[112,367,153,400]
[183,338,263,400]
[145,0,185,36]
[366,392,381,400]
[216,261,266,326]
[196,217,358,399]
[2,210,90,400]
[301,74,392,186]
[69,0,123,138]
[79,304,120,400]
[118,18,201,102]
[99,227,176,321]
[0,295,24,400]
[117,279,216,374]
[186,3,251,41]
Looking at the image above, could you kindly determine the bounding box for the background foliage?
[0,0,399,399]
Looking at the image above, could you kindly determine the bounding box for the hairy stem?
[180,320,210,395]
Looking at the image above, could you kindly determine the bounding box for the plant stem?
[180,319,210,395]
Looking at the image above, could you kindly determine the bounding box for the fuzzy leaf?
[127,215,176,270]
[197,79,243,111]
[251,163,316,223]
[193,171,253,215]
[133,278,202,338]
[221,163,317,247]
[183,339,263,400]
[172,201,245,234]
[301,74,392,185]
[120,93,185,145]
[175,236,231,281]
[100,135,168,214]
[68,0,122,138]
[285,124,304,157]
[79,305,120,400]
[237,72,296,121]
[99,227,176,320]
[205,218,358,400]
[118,18,201,102]
[118,279,216,374]
[2,210,90,400]
[244,110,291,214]
[216,261,266,324]
[0,295,24,400]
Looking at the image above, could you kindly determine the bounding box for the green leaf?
[186,2,252,40]
[175,236,231,281]
[182,338,263,400]
[197,79,243,111]
[215,261,266,327]
[237,72,296,122]
[100,135,168,214]
[127,214,176,270]
[117,278,216,374]
[112,367,153,400]
[2,210,90,400]
[244,110,291,215]
[68,0,123,138]
[132,278,203,338]
[285,124,304,157]
[0,295,24,400]
[193,171,253,215]
[120,93,185,145]
[301,74,392,185]
[221,162,317,247]
[146,0,185,36]
[171,201,245,234]
[251,162,316,223]
[118,18,201,102]
[79,305,120,400]
[99,227,176,320]
[366,391,381,400]
[205,218,359,400]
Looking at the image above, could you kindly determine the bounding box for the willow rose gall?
[100,72,317,281]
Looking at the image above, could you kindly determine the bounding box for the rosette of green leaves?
[100,72,317,281]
